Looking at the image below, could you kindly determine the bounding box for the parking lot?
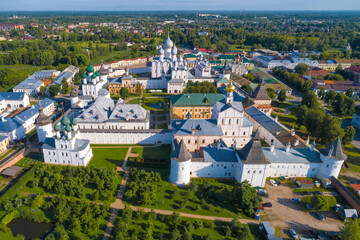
[264,182,343,238]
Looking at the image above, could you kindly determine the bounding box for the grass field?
[89,147,129,169]
[113,209,260,239]
[271,100,296,109]
[130,145,171,161]
[128,146,171,179]
[123,178,247,219]
[342,144,360,173]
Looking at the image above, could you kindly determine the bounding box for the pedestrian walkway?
[102,147,131,240]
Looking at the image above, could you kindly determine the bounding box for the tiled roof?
[170,93,225,106]
[203,145,237,162]
[172,119,223,136]
[0,92,27,101]
[263,147,321,164]
[250,84,271,101]
[238,131,271,164]
[320,137,347,161]
[171,140,192,162]
[0,135,8,142]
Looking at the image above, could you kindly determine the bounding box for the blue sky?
[1,0,359,11]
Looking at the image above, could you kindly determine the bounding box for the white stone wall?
[78,121,149,131]
[190,161,237,178]
[169,158,191,185]
[317,155,344,180]
[265,162,321,178]
[236,163,268,187]
[80,130,173,144]
[43,143,92,166]
[36,124,53,143]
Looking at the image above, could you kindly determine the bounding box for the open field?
[89,147,129,169]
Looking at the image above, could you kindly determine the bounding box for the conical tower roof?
[35,101,52,126]
[250,80,271,100]
[171,140,192,162]
[221,58,231,74]
[239,130,270,164]
[320,137,347,161]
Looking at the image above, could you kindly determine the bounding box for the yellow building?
[0,136,9,155]
[108,75,145,95]
[170,93,225,120]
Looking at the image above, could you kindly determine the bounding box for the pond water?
[150,102,163,109]
[7,218,54,240]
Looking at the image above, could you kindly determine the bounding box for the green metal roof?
[219,55,236,60]
[209,60,222,64]
[184,54,198,58]
[81,72,88,78]
[170,93,225,106]
[215,78,229,83]
[86,64,94,73]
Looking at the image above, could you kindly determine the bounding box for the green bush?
[1,210,19,225]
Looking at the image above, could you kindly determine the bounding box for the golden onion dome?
[226,81,236,93]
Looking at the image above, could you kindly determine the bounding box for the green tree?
[241,85,253,95]
[318,86,326,100]
[340,219,360,240]
[40,86,47,95]
[343,126,356,146]
[311,195,327,211]
[346,87,354,98]
[243,73,255,81]
[296,105,309,127]
[294,63,309,75]
[266,88,276,99]
[302,90,320,109]
[232,181,262,216]
[277,89,287,102]
[119,87,130,99]
[61,78,69,94]
[216,40,230,53]
[135,82,142,96]
[325,73,344,81]
[49,84,61,97]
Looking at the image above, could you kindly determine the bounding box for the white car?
[289,229,298,239]
[270,179,277,186]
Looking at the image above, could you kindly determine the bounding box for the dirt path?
[265,183,343,238]
[128,206,259,225]
[102,147,132,240]
[102,146,259,239]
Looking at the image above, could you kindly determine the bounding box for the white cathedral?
[169,82,347,187]
[35,102,93,166]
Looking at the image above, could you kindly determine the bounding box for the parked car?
[289,229,298,239]
[314,191,324,195]
[316,212,325,221]
[262,202,273,208]
[257,190,269,197]
[291,198,301,203]
[270,179,277,186]
[332,204,343,212]
[306,204,315,210]
[302,191,312,195]
[307,230,317,238]
[275,179,282,185]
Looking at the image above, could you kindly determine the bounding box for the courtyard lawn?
[89,147,129,169]
[131,146,171,160]
[271,100,296,109]
[123,177,248,219]
[342,144,360,173]
[128,146,171,179]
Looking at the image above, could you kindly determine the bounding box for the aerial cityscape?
[0,3,359,240]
